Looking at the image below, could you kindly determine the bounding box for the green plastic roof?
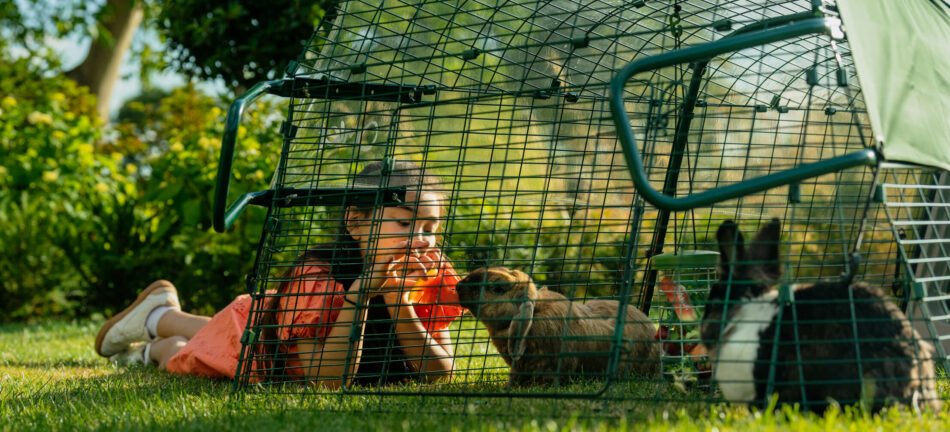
[837,0,950,172]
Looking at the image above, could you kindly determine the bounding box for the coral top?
[165,261,463,380]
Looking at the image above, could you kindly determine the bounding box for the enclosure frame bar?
[637,10,855,312]
[609,17,880,212]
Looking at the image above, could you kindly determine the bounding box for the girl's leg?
[156,310,211,340]
[96,280,183,357]
[151,336,189,370]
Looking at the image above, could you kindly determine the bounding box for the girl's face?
[346,190,443,263]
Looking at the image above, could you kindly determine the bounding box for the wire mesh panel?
[605,0,943,410]
[235,0,678,397]
[649,250,717,392]
[217,0,946,410]
[881,166,950,368]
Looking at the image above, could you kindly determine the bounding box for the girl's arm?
[294,279,371,389]
[382,290,455,382]
[294,252,450,387]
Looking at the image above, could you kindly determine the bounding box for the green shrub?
[100,85,282,316]
[0,51,281,321]
[0,55,107,320]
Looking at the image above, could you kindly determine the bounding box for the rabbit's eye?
[486,282,507,294]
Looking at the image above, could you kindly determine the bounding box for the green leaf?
[153,217,174,241]
[181,198,202,228]
[146,182,184,203]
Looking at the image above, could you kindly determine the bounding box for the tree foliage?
[0,46,282,321]
[156,0,330,91]
[0,0,98,51]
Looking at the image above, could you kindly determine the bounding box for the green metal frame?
[214,79,287,233]
[213,77,438,233]
[608,17,879,212]
[211,0,942,409]
[878,166,950,372]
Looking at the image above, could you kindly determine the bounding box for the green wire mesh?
[882,167,950,366]
[650,250,717,391]
[222,0,946,411]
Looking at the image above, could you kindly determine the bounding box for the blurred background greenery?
[0,0,332,321]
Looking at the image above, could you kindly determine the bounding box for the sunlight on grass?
[1,321,948,431]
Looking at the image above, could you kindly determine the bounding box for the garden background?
[2,1,949,430]
[1,0,328,322]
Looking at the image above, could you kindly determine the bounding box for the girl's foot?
[95,280,181,357]
[109,342,150,366]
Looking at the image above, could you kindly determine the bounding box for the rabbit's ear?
[716,220,745,272]
[748,218,782,279]
[507,298,535,363]
[509,269,532,284]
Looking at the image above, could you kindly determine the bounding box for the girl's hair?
[256,159,445,382]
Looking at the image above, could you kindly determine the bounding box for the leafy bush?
[101,85,282,315]
[0,51,281,321]
[0,54,107,320]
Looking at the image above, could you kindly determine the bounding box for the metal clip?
[668,5,683,38]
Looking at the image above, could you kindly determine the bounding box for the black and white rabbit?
[701,218,940,413]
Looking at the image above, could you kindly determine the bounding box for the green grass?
[2,320,949,431]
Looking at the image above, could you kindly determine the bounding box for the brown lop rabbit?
[456,267,662,384]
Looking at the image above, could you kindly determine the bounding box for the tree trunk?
[66,0,144,122]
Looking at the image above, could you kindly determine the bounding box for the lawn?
[2,320,949,431]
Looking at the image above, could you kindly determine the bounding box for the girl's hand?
[361,240,426,288]
[378,255,428,302]
[418,248,444,274]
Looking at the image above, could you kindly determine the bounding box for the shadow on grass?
[1,359,101,369]
[5,361,720,432]
[0,320,99,335]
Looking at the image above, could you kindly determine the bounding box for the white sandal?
[109,341,151,366]
[95,280,180,357]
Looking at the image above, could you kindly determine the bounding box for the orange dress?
[165,261,463,379]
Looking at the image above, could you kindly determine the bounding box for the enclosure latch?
[873,184,885,203]
[805,67,819,86]
[534,79,562,100]
[836,68,848,87]
[240,329,258,345]
[350,62,367,74]
[571,35,589,49]
[279,121,298,139]
[770,95,789,113]
[788,182,801,203]
[245,274,257,295]
[264,217,278,232]
[712,19,732,32]
[462,48,481,61]
[284,60,299,77]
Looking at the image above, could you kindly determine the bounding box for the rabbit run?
[456,267,662,385]
[701,218,940,413]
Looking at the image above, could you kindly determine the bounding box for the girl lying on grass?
[94,160,464,388]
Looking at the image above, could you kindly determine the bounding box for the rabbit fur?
[701,218,940,413]
[456,267,662,384]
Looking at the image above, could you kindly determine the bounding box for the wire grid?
[881,166,950,369]
[649,255,716,392]
[606,1,941,408]
[225,0,943,408]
